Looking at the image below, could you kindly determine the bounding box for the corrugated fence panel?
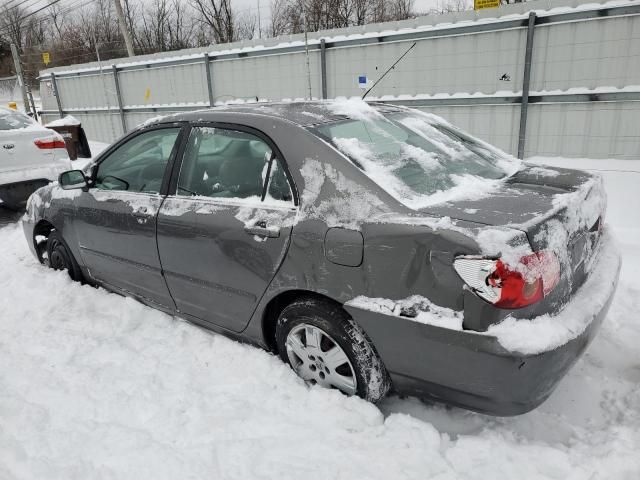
[119,62,208,107]
[531,14,640,91]
[124,111,186,131]
[327,28,526,99]
[212,51,323,102]
[524,102,640,159]
[36,0,640,159]
[56,73,118,110]
[39,80,57,112]
[41,111,123,144]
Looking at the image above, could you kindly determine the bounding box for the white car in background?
[0,107,70,209]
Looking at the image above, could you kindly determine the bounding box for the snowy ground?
[0,157,639,479]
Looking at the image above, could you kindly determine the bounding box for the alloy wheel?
[285,323,357,395]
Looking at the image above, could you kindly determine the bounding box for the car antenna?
[362,42,417,101]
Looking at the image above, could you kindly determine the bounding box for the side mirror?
[59,170,89,190]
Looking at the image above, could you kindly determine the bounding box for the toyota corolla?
[23,101,620,415]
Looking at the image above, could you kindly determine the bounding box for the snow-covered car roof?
[153,101,407,128]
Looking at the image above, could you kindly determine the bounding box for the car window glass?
[266,158,293,202]
[0,109,34,130]
[95,128,180,193]
[177,126,292,203]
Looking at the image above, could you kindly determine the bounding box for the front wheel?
[275,297,391,403]
[46,231,84,282]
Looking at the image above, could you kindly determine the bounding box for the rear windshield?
[312,110,518,209]
[0,109,34,131]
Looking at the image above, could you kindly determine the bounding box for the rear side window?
[0,109,34,130]
[95,128,180,193]
[177,126,293,203]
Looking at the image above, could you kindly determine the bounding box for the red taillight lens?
[455,251,560,309]
[34,135,66,150]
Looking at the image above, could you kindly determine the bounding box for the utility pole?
[257,0,262,39]
[113,0,135,57]
[10,44,31,116]
[302,2,312,100]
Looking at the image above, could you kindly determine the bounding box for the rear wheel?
[46,231,83,282]
[275,297,391,402]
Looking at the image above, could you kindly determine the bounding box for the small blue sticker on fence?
[358,75,367,88]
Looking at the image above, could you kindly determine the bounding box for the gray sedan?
[23,102,620,415]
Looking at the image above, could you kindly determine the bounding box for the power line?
[0,0,92,38]
[0,0,52,24]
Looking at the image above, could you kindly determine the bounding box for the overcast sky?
[232,0,463,32]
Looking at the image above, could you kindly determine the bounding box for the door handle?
[244,221,280,238]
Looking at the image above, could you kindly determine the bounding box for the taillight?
[454,251,560,309]
[34,135,66,150]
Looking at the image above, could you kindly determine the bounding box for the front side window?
[177,126,293,203]
[95,128,180,193]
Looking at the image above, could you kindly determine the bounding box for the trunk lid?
[425,164,606,296]
[0,127,61,173]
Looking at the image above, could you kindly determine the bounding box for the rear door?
[157,124,297,332]
[73,126,184,308]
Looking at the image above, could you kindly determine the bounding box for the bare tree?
[0,0,421,78]
[191,0,236,44]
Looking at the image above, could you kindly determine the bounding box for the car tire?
[275,297,391,403]
[46,231,84,282]
[0,192,23,211]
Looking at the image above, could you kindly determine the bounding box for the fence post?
[50,72,64,119]
[10,44,31,116]
[320,39,328,100]
[112,65,127,134]
[204,53,215,107]
[517,11,536,159]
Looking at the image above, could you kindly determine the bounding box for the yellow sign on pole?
[42,52,50,65]
[474,0,500,10]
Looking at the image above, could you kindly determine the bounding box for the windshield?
[0,109,34,131]
[313,110,519,209]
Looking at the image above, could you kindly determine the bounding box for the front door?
[73,126,183,308]
[157,125,297,332]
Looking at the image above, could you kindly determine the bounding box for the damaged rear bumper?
[345,234,621,416]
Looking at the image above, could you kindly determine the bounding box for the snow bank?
[45,115,80,127]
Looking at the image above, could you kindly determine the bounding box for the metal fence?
[38,0,640,159]
[0,76,18,102]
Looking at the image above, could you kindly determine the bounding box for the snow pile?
[523,165,561,177]
[347,295,464,330]
[44,115,80,128]
[327,98,384,121]
[475,227,532,266]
